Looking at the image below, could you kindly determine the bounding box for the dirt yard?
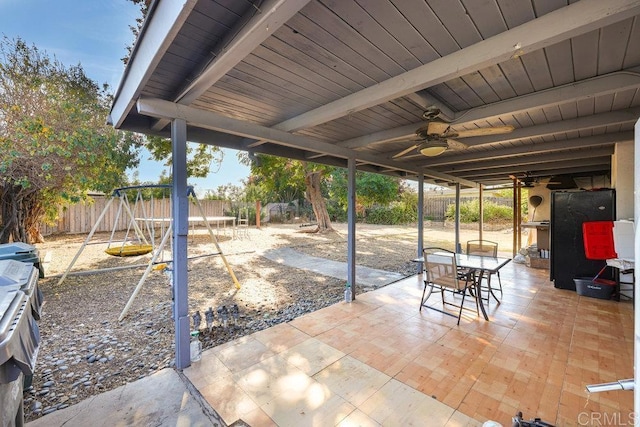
[24,222,517,421]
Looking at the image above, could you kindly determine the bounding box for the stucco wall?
[612,140,634,220]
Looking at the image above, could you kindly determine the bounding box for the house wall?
[612,140,635,220]
[527,186,551,222]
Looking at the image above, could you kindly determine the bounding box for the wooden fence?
[39,195,511,235]
[40,196,229,236]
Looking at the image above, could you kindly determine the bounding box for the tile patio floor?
[184,263,634,426]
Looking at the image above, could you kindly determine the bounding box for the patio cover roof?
[109,0,640,188]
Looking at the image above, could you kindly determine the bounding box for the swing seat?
[105,244,153,257]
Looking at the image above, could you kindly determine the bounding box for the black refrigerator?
[550,189,616,290]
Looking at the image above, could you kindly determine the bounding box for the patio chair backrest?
[466,240,498,258]
[423,248,464,291]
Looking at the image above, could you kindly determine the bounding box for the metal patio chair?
[466,240,503,299]
[420,248,478,325]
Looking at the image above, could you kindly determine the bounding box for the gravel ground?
[24,222,514,422]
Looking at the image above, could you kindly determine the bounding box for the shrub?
[445,199,512,223]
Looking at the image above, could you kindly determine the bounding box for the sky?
[0,0,250,196]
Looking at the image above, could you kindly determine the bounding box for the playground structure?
[56,185,241,321]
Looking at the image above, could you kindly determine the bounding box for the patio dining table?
[414,253,511,321]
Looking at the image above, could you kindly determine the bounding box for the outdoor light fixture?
[192,310,201,329]
[205,307,214,332]
[217,305,229,329]
[419,141,448,156]
[230,304,239,326]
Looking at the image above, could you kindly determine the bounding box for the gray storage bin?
[574,278,615,299]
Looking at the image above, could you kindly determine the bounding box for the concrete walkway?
[260,247,405,289]
[26,368,224,427]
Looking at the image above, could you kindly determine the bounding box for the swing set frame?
[56,184,241,321]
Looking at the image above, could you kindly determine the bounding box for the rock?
[42,380,54,388]
[31,401,42,411]
[42,407,57,416]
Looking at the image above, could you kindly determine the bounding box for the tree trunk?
[0,185,20,243]
[304,171,333,232]
[0,185,43,244]
[24,193,45,243]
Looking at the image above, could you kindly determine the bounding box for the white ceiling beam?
[415,132,633,167]
[339,71,640,149]
[478,164,611,184]
[450,70,640,124]
[109,0,197,128]
[274,0,640,132]
[176,0,311,105]
[461,108,640,146]
[456,157,611,178]
[151,0,311,131]
[434,147,615,174]
[136,97,476,187]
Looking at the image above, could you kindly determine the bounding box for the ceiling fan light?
[419,141,448,156]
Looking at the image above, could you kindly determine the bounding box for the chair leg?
[457,288,467,325]
[471,280,480,315]
[419,281,435,310]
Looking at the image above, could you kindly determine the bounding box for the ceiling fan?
[392,108,515,158]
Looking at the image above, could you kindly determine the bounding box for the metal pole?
[512,177,518,257]
[455,182,461,253]
[346,156,356,300]
[417,173,424,273]
[172,118,190,370]
[191,195,241,289]
[479,184,484,241]
[57,196,117,286]
[633,117,640,415]
[516,181,522,251]
[118,223,173,321]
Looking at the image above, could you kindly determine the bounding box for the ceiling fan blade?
[427,121,450,135]
[446,138,468,150]
[392,143,420,159]
[454,125,515,138]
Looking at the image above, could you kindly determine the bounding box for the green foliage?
[328,169,400,211]
[363,190,418,225]
[326,198,347,222]
[238,153,309,203]
[0,37,142,242]
[487,188,529,216]
[144,136,222,179]
[491,188,513,198]
[445,199,512,223]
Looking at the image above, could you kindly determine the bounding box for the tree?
[0,37,142,243]
[329,169,401,215]
[143,135,223,180]
[239,153,334,232]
